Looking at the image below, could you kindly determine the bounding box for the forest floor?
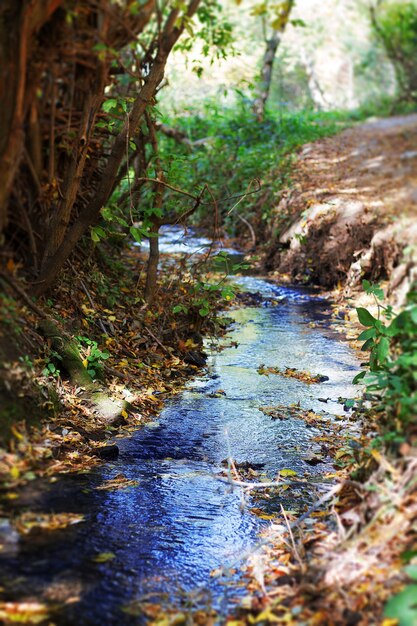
[267,113,417,307]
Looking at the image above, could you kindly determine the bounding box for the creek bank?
[0,245,232,498]
[263,113,417,309]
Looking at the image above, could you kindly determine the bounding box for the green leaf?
[353,371,366,384]
[376,337,390,363]
[173,304,187,314]
[384,585,417,625]
[103,98,117,113]
[410,307,417,325]
[130,226,142,243]
[405,565,417,581]
[101,207,113,221]
[94,226,106,238]
[91,229,100,243]
[402,550,417,563]
[362,338,375,351]
[358,328,377,341]
[356,307,377,327]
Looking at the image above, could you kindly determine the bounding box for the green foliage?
[191,278,236,317]
[176,0,234,64]
[372,0,417,100]
[42,351,62,378]
[354,280,417,428]
[76,336,110,379]
[157,103,341,236]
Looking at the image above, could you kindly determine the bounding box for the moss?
[38,319,93,388]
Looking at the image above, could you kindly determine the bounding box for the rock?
[183,350,207,368]
[90,392,128,426]
[92,444,119,460]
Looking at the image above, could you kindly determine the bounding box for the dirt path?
[267,113,417,303]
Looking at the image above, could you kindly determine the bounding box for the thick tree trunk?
[252,0,294,121]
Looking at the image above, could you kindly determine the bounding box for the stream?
[0,230,359,625]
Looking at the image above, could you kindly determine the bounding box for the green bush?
[354,280,417,429]
[157,102,342,235]
[372,1,417,101]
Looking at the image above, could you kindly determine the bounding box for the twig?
[281,504,303,567]
[215,475,334,489]
[79,278,109,336]
[103,363,130,381]
[143,325,170,354]
[136,177,200,201]
[237,214,256,248]
[16,195,39,271]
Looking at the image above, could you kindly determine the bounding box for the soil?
[266,113,417,304]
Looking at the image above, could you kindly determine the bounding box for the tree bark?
[0,0,62,234]
[252,0,294,121]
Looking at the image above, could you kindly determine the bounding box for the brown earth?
[266,113,417,304]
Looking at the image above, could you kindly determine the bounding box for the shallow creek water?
[1,235,359,625]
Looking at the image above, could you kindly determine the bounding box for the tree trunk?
[300,48,328,111]
[252,0,294,121]
[0,0,62,234]
[144,222,160,305]
[0,2,28,233]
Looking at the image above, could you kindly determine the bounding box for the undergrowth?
[157,102,346,238]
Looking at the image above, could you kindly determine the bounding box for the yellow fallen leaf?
[10,466,20,480]
[335,449,350,460]
[279,468,297,477]
[93,552,116,563]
